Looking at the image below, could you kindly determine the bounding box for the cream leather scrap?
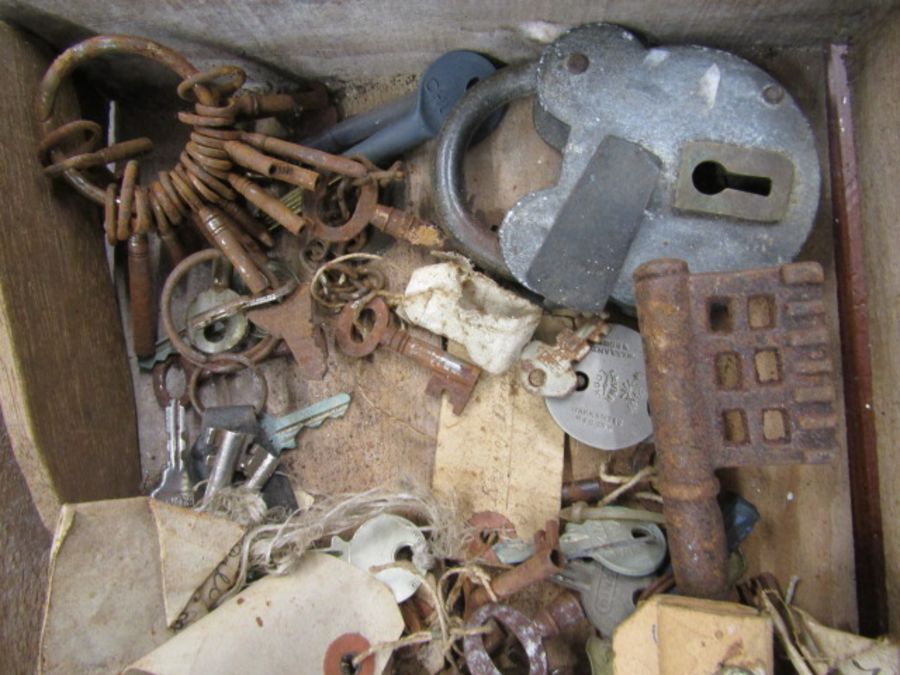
[150,499,245,627]
[397,257,542,374]
[125,553,404,675]
[38,497,244,674]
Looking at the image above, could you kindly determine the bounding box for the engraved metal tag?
[546,324,652,450]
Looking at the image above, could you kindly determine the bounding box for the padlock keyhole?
[692,160,772,197]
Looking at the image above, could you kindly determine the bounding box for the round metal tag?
[546,324,651,450]
[186,288,250,355]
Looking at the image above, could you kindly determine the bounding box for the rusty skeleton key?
[335,296,480,414]
[634,259,838,599]
[304,180,446,249]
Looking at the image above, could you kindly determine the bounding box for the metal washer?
[546,324,652,450]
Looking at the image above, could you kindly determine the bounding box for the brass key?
[335,297,480,415]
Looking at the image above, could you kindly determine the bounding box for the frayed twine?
[216,487,469,605]
[196,486,268,527]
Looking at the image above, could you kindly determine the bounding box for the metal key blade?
[260,392,351,452]
[151,401,194,507]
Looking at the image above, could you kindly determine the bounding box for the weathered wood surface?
[0,23,141,525]
[0,0,888,82]
[432,344,565,539]
[827,43,887,636]
[854,9,900,639]
[0,23,141,673]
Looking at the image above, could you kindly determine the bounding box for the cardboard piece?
[39,498,245,673]
[125,553,404,675]
[433,342,564,538]
[613,595,773,675]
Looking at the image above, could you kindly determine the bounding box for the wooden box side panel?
[0,23,141,527]
[854,8,900,640]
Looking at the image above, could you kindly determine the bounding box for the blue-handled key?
[303,51,501,165]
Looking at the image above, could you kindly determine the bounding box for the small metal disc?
[186,288,250,355]
[546,324,651,450]
[345,514,427,602]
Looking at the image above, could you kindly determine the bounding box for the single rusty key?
[634,259,838,600]
[335,296,480,414]
[223,140,320,191]
[127,232,157,358]
[193,205,269,294]
[303,180,446,249]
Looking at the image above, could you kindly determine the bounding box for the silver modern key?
[553,560,655,637]
[259,392,351,452]
[493,521,666,577]
[203,428,255,500]
[244,393,352,492]
[151,401,194,507]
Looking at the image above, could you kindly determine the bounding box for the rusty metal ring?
[177,66,246,103]
[149,189,173,234]
[463,604,548,675]
[170,167,205,211]
[185,144,233,174]
[158,171,189,218]
[179,155,224,204]
[194,99,243,119]
[323,633,375,675]
[117,159,140,240]
[334,296,390,357]
[180,152,236,200]
[150,179,184,225]
[306,180,378,243]
[36,35,212,204]
[152,353,193,408]
[187,139,230,160]
[190,132,228,150]
[187,352,267,416]
[37,119,102,163]
[177,110,237,128]
[192,127,242,141]
[133,185,152,235]
[161,248,279,370]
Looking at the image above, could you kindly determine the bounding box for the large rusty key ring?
[36,35,213,205]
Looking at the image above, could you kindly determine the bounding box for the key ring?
[152,353,195,408]
[36,35,214,205]
[188,353,268,416]
[161,248,278,369]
